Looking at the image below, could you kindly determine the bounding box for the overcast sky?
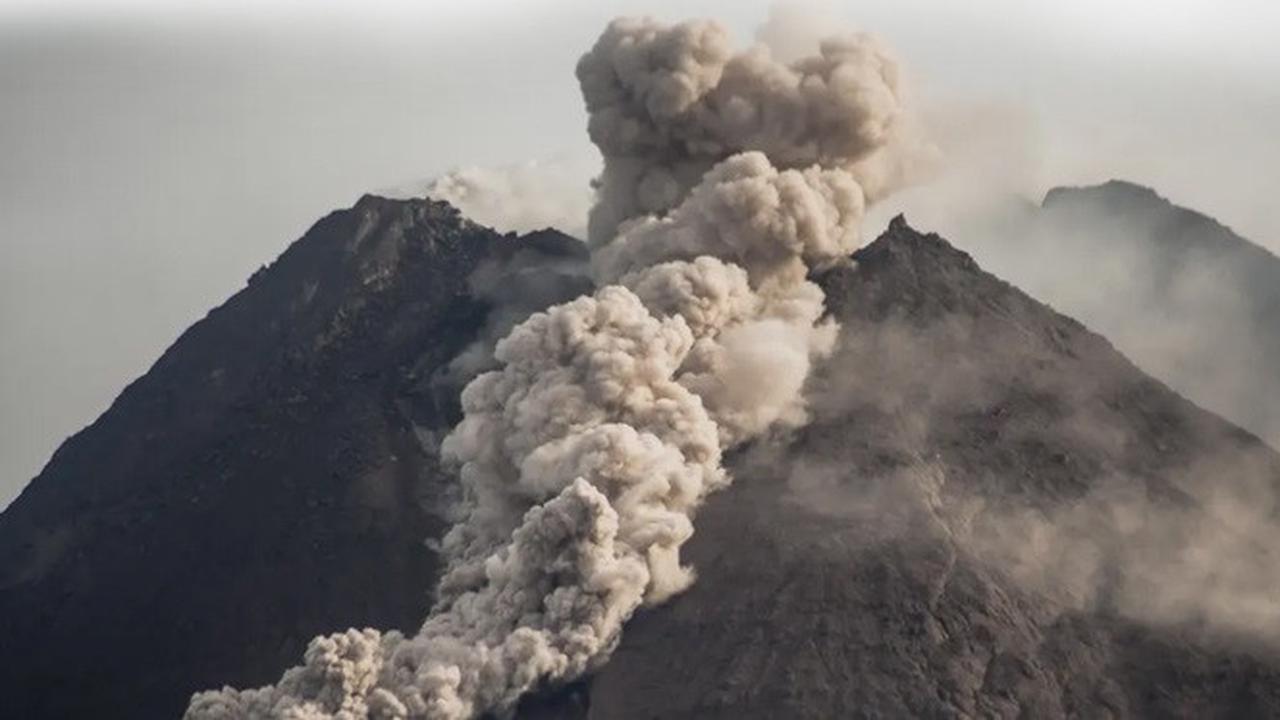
[2,0,1278,508]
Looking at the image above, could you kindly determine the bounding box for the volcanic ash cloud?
[187,15,917,720]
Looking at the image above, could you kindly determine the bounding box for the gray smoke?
[576,15,928,246]
[186,15,918,720]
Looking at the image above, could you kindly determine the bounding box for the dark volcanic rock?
[3,200,1279,719]
[0,196,586,719]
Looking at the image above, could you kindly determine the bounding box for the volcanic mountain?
[3,195,1280,718]
[958,179,1280,450]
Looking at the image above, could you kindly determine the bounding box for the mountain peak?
[1042,178,1163,208]
[1039,179,1267,260]
[960,176,1280,453]
[352,192,455,216]
[860,213,980,268]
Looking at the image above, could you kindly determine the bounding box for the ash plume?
[576,15,926,246]
[187,15,917,720]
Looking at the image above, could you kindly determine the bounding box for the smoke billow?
[577,16,924,246]
[186,15,919,720]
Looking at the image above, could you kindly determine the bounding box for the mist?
[787,300,1280,647]
[872,153,1280,449]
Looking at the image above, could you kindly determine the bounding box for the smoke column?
[187,16,915,719]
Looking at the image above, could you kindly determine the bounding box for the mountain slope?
[566,218,1280,718]
[959,180,1280,449]
[0,196,587,719]
[3,200,1280,719]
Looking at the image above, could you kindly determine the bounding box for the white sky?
[1,0,1278,508]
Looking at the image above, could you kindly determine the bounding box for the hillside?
[0,197,587,718]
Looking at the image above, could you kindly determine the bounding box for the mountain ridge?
[953,178,1280,452]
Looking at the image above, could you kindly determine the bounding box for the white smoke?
[422,157,595,238]
[187,14,919,719]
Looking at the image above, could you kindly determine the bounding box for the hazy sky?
[2,0,1278,508]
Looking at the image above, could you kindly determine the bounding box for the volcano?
[2,196,1279,718]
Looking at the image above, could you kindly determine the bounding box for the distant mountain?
[959,180,1280,450]
[3,199,1280,718]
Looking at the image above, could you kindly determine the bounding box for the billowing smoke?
[577,16,923,246]
[187,15,917,719]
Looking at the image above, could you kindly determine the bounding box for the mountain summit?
[3,198,1279,718]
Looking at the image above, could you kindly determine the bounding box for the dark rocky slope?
[0,196,587,719]
[3,198,1279,719]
